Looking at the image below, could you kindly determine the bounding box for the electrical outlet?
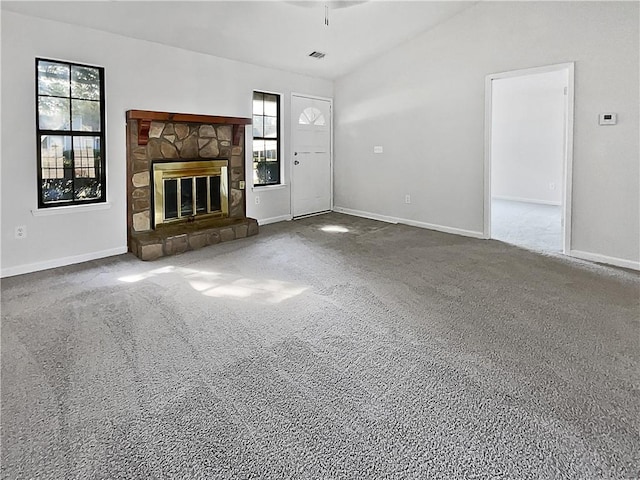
[405,195,411,204]
[239,181,245,189]
[15,225,26,239]
[255,196,260,205]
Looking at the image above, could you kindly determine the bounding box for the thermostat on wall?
[599,113,617,125]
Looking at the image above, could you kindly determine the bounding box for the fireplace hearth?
[126,110,257,260]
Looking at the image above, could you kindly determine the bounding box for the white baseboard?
[569,250,640,271]
[333,206,484,239]
[400,218,485,239]
[492,195,561,206]
[1,246,128,278]
[258,214,292,226]
[332,206,398,224]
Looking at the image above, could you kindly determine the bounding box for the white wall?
[334,2,639,268]
[0,11,333,276]
[491,70,567,205]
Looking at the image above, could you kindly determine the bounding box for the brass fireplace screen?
[153,160,228,227]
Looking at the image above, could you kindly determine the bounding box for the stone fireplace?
[126,110,258,261]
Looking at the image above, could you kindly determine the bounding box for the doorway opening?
[484,63,574,254]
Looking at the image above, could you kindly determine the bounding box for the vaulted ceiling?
[2,1,476,80]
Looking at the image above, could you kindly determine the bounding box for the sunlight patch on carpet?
[118,266,307,303]
[321,225,349,233]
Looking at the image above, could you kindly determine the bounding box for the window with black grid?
[252,91,280,186]
[36,58,106,207]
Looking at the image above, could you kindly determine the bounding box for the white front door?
[291,94,332,218]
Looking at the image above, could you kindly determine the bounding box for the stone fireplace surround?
[126,110,258,261]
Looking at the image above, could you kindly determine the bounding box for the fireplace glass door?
[153,160,228,227]
[162,175,223,221]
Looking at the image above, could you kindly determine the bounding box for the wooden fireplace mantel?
[126,110,251,146]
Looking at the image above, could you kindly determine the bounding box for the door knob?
[294,160,300,165]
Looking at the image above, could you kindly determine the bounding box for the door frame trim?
[483,62,575,254]
[290,92,334,218]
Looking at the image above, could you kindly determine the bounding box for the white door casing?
[484,62,575,254]
[291,94,333,218]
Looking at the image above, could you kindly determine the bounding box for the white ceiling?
[2,1,476,80]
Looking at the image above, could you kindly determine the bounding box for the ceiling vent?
[308,51,326,60]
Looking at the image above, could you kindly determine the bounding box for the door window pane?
[299,107,325,126]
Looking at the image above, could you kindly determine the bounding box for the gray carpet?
[492,198,562,253]
[2,212,639,479]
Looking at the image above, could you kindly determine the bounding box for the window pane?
[265,162,280,184]
[252,95,263,115]
[264,94,278,116]
[71,65,100,100]
[252,115,264,137]
[264,116,277,138]
[38,61,70,97]
[74,178,101,201]
[73,136,100,178]
[253,140,265,161]
[41,135,71,179]
[164,179,178,220]
[255,162,267,185]
[181,178,193,216]
[72,99,101,131]
[39,97,70,130]
[42,179,73,203]
[265,140,278,161]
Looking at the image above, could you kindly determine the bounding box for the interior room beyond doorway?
[489,68,569,253]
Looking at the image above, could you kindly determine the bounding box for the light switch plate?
[239,180,245,189]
